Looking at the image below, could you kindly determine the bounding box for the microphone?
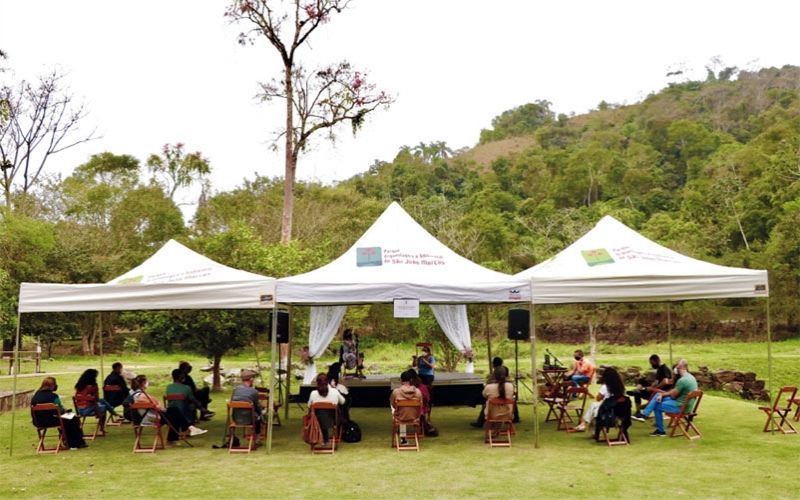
[546,348,563,367]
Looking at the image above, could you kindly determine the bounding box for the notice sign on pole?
[394,298,420,318]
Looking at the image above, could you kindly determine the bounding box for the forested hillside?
[1,65,797,358]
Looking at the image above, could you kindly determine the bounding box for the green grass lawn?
[0,339,798,499]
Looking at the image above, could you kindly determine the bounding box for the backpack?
[341,420,362,443]
[597,397,618,430]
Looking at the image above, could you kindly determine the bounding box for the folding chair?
[485,398,515,447]
[103,385,127,426]
[256,387,282,429]
[310,402,340,454]
[665,390,704,439]
[791,396,800,422]
[558,386,588,433]
[758,386,797,435]
[226,401,256,453]
[130,402,164,453]
[391,399,422,451]
[543,381,570,423]
[31,404,69,454]
[595,397,631,446]
[73,394,106,440]
[163,394,191,443]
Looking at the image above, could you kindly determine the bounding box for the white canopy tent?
[277,201,529,383]
[11,239,279,454]
[514,215,770,447]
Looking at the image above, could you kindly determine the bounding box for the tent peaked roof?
[516,215,769,303]
[19,239,276,312]
[278,202,527,304]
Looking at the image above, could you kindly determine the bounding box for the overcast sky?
[2,0,799,206]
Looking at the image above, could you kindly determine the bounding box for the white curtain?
[303,305,347,384]
[430,304,474,373]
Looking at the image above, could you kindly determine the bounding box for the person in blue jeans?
[564,350,595,388]
[635,358,698,436]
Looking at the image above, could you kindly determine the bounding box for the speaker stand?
[513,339,534,403]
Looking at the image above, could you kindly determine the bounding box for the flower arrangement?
[296,347,313,366]
[462,346,474,362]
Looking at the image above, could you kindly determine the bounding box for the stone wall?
[596,364,770,401]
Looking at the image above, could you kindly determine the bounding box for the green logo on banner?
[581,248,614,266]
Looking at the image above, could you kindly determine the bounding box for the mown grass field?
[0,339,798,499]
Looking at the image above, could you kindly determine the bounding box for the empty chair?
[758,386,798,435]
[665,390,704,439]
[559,386,588,433]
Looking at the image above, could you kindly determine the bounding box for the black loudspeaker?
[271,311,289,344]
[507,309,530,341]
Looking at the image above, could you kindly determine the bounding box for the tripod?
[513,339,534,403]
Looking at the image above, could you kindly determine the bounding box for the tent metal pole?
[531,301,538,448]
[667,303,673,369]
[9,311,22,456]
[767,298,772,399]
[98,314,105,385]
[485,304,491,374]
[285,304,293,422]
[266,305,278,454]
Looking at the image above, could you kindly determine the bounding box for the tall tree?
[146,142,211,203]
[226,0,393,243]
[0,69,96,212]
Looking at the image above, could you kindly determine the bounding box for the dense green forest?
[1,65,797,364]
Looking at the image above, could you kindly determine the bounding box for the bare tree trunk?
[212,354,223,391]
[588,320,597,384]
[281,68,295,245]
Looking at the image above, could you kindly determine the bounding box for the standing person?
[627,354,673,420]
[636,358,698,437]
[389,370,422,445]
[575,367,626,432]
[31,376,87,450]
[74,368,119,432]
[102,361,130,409]
[564,350,595,388]
[308,374,345,446]
[231,370,263,445]
[414,345,436,387]
[178,361,214,421]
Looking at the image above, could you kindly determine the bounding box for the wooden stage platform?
[292,372,484,408]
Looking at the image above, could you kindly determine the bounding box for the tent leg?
[767,298,772,399]
[485,305,491,373]
[667,303,673,369]
[267,307,278,454]
[9,312,22,456]
[531,302,538,449]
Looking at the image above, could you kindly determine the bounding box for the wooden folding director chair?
[310,402,340,454]
[103,385,127,426]
[226,401,257,453]
[73,394,106,440]
[391,400,422,452]
[595,396,631,446]
[130,401,164,453]
[558,386,588,433]
[665,390,704,439]
[31,404,69,454]
[485,398,515,447]
[163,393,192,445]
[758,386,798,435]
[543,381,570,423]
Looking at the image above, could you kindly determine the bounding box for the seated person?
[470,357,519,428]
[166,369,209,426]
[389,370,422,446]
[340,329,365,378]
[178,361,214,420]
[326,362,351,422]
[31,376,87,450]
[231,369,263,445]
[564,349,595,388]
[635,358,698,437]
[408,369,431,431]
[575,366,626,432]
[482,367,515,435]
[308,374,345,446]
[74,368,119,432]
[627,354,673,420]
[130,375,206,444]
[102,361,130,410]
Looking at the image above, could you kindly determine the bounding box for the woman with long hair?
[327,362,351,421]
[575,366,626,432]
[482,366,515,431]
[308,374,344,445]
[74,368,119,430]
